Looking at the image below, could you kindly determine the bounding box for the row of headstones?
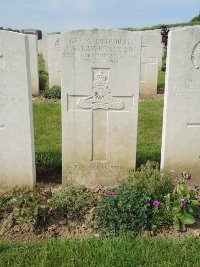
[39,30,163,96]
[0,26,200,188]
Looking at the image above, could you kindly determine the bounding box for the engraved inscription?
[55,38,60,52]
[62,38,137,64]
[191,41,200,69]
[169,77,200,97]
[76,69,125,110]
[0,84,24,109]
[0,52,5,72]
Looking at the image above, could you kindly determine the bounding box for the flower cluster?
[182,171,191,181]
[179,197,191,207]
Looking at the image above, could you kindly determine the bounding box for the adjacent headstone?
[42,35,48,72]
[47,34,61,87]
[61,29,141,185]
[140,31,160,95]
[153,29,163,71]
[27,34,39,95]
[38,39,43,54]
[0,30,36,188]
[161,26,200,181]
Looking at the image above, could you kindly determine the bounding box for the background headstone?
[47,34,61,87]
[140,30,160,95]
[27,34,39,95]
[61,29,141,185]
[38,39,43,54]
[0,30,36,188]
[161,26,200,181]
[42,35,48,72]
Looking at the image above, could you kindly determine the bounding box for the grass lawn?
[33,99,164,172]
[0,236,200,267]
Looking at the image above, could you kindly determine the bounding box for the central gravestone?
[61,29,141,185]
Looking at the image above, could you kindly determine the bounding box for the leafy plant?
[0,187,50,226]
[129,161,175,202]
[49,184,97,219]
[165,172,200,231]
[44,86,61,99]
[95,183,151,236]
[151,200,173,231]
[39,70,48,91]
[160,25,169,49]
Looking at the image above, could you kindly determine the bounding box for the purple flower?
[108,191,115,197]
[152,200,160,207]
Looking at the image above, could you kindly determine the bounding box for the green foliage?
[49,184,97,219]
[1,237,200,267]
[136,100,163,167]
[165,173,200,231]
[191,14,200,22]
[0,187,50,226]
[44,86,61,99]
[39,70,48,91]
[129,161,174,202]
[33,103,61,171]
[95,183,151,235]
[122,21,200,32]
[151,202,174,231]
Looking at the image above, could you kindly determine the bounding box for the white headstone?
[161,26,200,181]
[27,34,39,95]
[61,29,141,185]
[140,30,160,95]
[47,34,61,87]
[42,35,48,72]
[38,39,43,54]
[0,30,36,188]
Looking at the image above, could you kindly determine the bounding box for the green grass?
[33,100,163,171]
[33,103,61,169]
[157,71,165,92]
[0,237,200,267]
[137,100,163,167]
[38,54,45,72]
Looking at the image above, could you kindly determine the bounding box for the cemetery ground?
[1,98,200,266]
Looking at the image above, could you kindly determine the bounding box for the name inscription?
[62,38,137,64]
[0,84,24,109]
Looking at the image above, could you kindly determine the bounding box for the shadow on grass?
[136,150,161,169]
[35,151,62,184]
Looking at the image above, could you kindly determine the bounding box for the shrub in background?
[39,70,48,91]
[95,183,151,236]
[44,86,61,99]
[49,184,97,220]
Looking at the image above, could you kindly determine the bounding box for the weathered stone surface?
[61,29,141,185]
[0,30,36,188]
[27,34,39,95]
[38,39,43,54]
[161,26,200,181]
[47,34,61,87]
[42,35,48,72]
[140,30,160,95]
